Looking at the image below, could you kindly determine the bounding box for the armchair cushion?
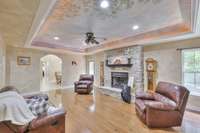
[26,97,48,116]
[76,84,88,89]
[145,101,176,111]
[135,99,157,113]
[136,91,155,100]
[75,81,92,85]
[154,93,177,108]
[156,81,189,109]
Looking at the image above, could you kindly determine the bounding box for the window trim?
[182,48,200,96]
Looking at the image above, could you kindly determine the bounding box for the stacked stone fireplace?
[103,45,144,95]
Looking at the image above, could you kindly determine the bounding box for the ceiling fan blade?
[95,41,100,44]
[85,39,89,44]
[92,39,100,45]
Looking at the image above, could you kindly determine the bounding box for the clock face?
[147,63,154,71]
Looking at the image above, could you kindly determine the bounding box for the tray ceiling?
[0,0,194,53]
[33,0,193,53]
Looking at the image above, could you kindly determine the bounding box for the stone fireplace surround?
[100,46,144,98]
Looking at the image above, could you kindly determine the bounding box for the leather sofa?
[0,93,66,133]
[74,74,94,94]
[135,81,189,128]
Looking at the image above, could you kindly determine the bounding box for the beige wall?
[4,37,200,108]
[144,45,182,89]
[144,37,200,109]
[6,46,86,93]
[0,35,6,88]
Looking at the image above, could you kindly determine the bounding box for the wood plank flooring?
[48,89,200,133]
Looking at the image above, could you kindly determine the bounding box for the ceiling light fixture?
[100,0,109,9]
[132,25,139,30]
[54,36,60,40]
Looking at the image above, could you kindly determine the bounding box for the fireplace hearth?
[111,72,128,89]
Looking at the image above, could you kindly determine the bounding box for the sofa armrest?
[30,108,66,130]
[6,108,66,133]
[136,91,155,100]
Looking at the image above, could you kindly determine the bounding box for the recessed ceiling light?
[100,0,109,9]
[54,36,60,40]
[132,25,139,30]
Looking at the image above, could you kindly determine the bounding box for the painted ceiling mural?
[51,0,162,19]
[32,0,192,53]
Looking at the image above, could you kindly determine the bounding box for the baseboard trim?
[62,85,74,89]
[22,85,74,96]
[186,105,200,114]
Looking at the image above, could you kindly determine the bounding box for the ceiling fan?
[84,32,106,45]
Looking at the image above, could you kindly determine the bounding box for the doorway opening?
[89,61,95,75]
[40,55,62,91]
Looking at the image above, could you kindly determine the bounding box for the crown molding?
[24,0,57,48]
[25,0,200,55]
[193,0,200,33]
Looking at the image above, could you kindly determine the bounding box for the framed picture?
[17,56,31,65]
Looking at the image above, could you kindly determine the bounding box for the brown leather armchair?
[135,81,189,128]
[74,74,94,94]
[0,94,66,133]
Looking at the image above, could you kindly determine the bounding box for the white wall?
[0,35,6,88]
[6,46,86,93]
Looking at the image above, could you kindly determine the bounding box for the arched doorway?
[40,55,62,91]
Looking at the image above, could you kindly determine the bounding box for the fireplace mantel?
[106,57,132,67]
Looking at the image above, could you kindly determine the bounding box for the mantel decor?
[106,56,132,67]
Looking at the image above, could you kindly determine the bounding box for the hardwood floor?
[48,89,200,133]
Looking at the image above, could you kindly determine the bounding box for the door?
[100,61,104,86]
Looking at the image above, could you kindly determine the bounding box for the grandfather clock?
[146,58,157,92]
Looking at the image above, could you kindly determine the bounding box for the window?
[89,61,95,75]
[182,49,200,95]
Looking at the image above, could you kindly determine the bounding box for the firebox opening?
[111,72,128,89]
